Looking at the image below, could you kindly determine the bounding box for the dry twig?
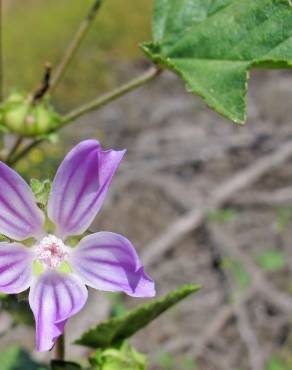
[142,140,292,266]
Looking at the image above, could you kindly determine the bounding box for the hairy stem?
[55,334,65,361]
[62,65,161,125]
[49,0,103,93]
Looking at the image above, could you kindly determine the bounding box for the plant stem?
[5,136,23,163]
[49,0,103,93]
[62,65,161,125]
[7,138,43,166]
[8,65,162,166]
[55,334,65,361]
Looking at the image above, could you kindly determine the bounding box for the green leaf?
[51,361,81,370]
[0,346,48,370]
[75,284,200,348]
[143,0,292,123]
[91,343,146,370]
[256,249,287,272]
[0,295,34,326]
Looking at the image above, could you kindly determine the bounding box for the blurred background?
[0,1,292,370]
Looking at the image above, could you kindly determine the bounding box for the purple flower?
[0,140,155,352]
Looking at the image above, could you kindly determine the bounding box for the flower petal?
[0,242,33,294]
[29,270,88,352]
[48,140,125,238]
[70,232,155,297]
[0,162,45,240]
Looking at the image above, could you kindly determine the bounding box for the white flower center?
[35,234,68,268]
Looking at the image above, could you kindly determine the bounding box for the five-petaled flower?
[0,140,155,351]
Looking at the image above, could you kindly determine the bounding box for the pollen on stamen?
[35,234,68,269]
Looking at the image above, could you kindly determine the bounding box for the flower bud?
[0,93,61,137]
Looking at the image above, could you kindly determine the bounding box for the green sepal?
[30,178,52,207]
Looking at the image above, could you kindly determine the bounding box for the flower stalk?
[55,334,65,361]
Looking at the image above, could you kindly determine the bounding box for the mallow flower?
[0,140,155,352]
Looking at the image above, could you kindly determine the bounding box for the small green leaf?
[256,249,286,272]
[143,0,292,123]
[91,343,146,370]
[51,361,81,370]
[75,284,200,348]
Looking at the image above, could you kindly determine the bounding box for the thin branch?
[62,66,161,125]
[7,138,43,166]
[5,137,24,163]
[142,140,292,267]
[49,0,103,93]
[33,63,52,102]
[6,66,161,166]
[211,224,292,313]
[235,303,264,370]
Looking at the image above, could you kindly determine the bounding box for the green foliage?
[256,249,287,272]
[0,295,34,326]
[223,257,251,290]
[51,361,81,370]
[75,284,200,348]
[143,0,292,123]
[0,347,47,370]
[207,208,239,224]
[275,206,292,231]
[30,179,52,208]
[265,355,292,370]
[155,352,197,370]
[155,353,176,370]
[91,343,146,370]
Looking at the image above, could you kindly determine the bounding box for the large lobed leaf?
[75,284,200,348]
[143,0,292,123]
